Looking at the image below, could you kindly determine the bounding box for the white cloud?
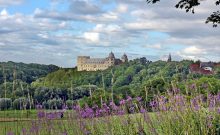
[94,24,121,33]
[144,44,165,50]
[0,9,9,19]
[83,32,100,43]
[101,12,118,21]
[59,21,66,28]
[117,4,128,13]
[131,9,157,19]
[0,9,7,16]
[38,33,49,39]
[0,42,5,46]
[124,22,165,30]
[34,8,43,15]
[0,0,23,7]
[183,46,205,55]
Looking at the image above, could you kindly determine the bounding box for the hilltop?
[32,58,193,89]
[31,58,219,104]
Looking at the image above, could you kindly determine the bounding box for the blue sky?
[0,0,219,67]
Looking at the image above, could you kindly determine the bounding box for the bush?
[42,101,49,109]
[47,99,63,109]
[13,98,31,110]
[66,100,76,109]
[0,98,12,110]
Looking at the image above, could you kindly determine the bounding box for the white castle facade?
[77,52,128,71]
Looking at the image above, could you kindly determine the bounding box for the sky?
[0,0,219,67]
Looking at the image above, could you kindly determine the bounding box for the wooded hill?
[0,61,59,98]
[1,59,220,108]
[31,58,220,106]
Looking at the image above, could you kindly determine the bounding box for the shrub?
[47,99,63,109]
[13,98,31,110]
[66,100,75,109]
[0,98,12,110]
[42,101,49,109]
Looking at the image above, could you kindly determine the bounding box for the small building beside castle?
[189,62,216,75]
[77,52,128,71]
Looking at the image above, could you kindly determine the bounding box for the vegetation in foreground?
[1,88,220,135]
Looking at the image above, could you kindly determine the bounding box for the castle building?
[77,52,128,71]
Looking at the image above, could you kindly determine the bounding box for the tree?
[146,0,220,27]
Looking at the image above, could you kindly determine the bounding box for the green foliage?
[31,59,219,105]
[0,61,59,84]
[0,61,59,98]
[13,97,31,110]
[6,58,216,107]
[47,98,63,109]
[146,0,220,27]
[66,100,75,109]
[0,98,12,110]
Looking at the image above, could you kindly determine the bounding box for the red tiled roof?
[189,63,213,75]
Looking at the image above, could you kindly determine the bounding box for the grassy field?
[0,109,169,135]
[0,110,72,135]
[0,110,147,135]
[0,110,37,119]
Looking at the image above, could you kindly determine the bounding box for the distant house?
[200,62,214,71]
[189,62,215,75]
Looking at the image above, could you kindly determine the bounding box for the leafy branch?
[146,0,220,27]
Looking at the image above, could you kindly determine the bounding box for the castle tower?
[108,52,115,66]
[121,53,128,63]
[108,51,115,60]
[167,53,172,62]
[77,56,90,71]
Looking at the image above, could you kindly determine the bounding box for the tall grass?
[1,89,220,135]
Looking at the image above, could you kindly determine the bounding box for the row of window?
[78,67,108,71]
[80,64,111,68]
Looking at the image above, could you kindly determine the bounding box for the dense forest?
[0,61,59,99]
[0,59,220,110]
[31,58,220,107]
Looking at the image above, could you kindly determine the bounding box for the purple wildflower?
[136,97,142,102]
[80,107,94,118]
[22,128,27,135]
[7,131,14,135]
[117,110,125,115]
[207,115,213,128]
[63,131,68,135]
[217,108,220,114]
[190,83,196,89]
[126,96,132,102]
[119,99,126,105]
[216,92,220,103]
[150,100,158,108]
[140,108,146,113]
[109,101,115,106]
[191,98,200,111]
[173,88,180,94]
[36,104,43,110]
[37,111,45,119]
[73,105,80,111]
